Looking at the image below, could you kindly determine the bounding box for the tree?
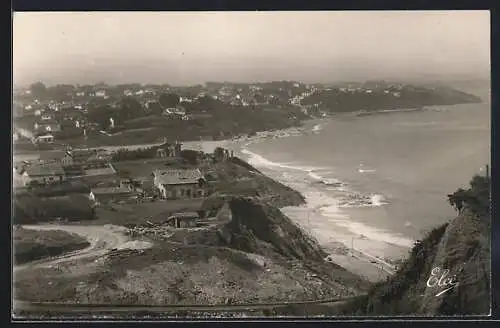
[117,97,143,121]
[447,175,490,218]
[148,101,163,115]
[180,149,199,165]
[29,81,47,99]
[158,93,180,108]
[87,105,113,129]
[447,188,467,214]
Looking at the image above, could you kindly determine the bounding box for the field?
[93,199,204,226]
[112,158,185,178]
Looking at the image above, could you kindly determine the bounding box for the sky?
[13,11,490,86]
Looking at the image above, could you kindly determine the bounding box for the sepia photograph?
[12,11,491,319]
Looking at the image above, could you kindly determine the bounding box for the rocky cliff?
[336,175,491,316]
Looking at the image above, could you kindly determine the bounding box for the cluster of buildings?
[14,148,114,188]
[14,140,236,209]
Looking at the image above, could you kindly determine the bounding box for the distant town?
[13,80,481,149]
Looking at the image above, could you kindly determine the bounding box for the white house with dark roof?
[34,134,55,144]
[34,120,61,133]
[153,168,206,199]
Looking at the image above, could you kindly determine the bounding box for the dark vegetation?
[111,147,159,162]
[25,181,90,197]
[447,174,490,218]
[13,193,96,224]
[335,174,491,316]
[14,228,90,265]
[302,85,482,114]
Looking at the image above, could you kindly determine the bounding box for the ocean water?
[232,90,490,261]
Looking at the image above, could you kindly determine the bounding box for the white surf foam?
[328,219,414,248]
[312,124,323,133]
[307,170,346,189]
[241,148,326,172]
[337,193,388,208]
[358,168,377,173]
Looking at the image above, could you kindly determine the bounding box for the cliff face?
[338,214,490,316]
[218,197,327,262]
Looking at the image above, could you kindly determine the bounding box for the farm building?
[165,212,199,228]
[153,168,206,200]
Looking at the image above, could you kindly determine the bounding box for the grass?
[112,158,185,178]
[13,228,90,265]
[93,199,204,226]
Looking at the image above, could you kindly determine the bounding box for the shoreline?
[218,120,409,282]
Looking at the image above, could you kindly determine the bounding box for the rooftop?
[25,163,65,176]
[167,212,200,220]
[153,168,204,185]
[91,187,133,195]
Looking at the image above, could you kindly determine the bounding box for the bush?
[448,174,490,218]
[111,147,158,162]
[13,193,96,224]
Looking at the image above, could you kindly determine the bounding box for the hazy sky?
[13,11,490,86]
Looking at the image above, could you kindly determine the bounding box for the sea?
[225,86,491,263]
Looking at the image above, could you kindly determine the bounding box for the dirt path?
[13,224,152,273]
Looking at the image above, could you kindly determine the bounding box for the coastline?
[218,119,410,282]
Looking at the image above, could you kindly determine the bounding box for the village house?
[153,168,207,200]
[95,90,107,97]
[34,120,61,133]
[89,187,136,204]
[22,163,66,187]
[41,113,53,121]
[164,212,199,228]
[33,134,55,144]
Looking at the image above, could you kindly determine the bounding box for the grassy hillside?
[210,157,306,208]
